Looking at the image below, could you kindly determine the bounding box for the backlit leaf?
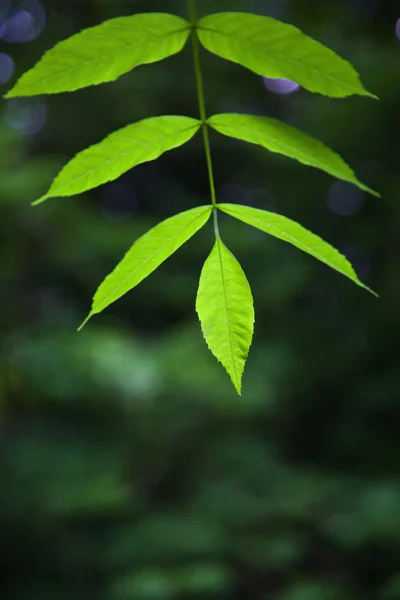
[208,113,378,197]
[34,116,201,204]
[198,12,375,98]
[196,237,254,394]
[218,203,377,295]
[5,13,190,97]
[80,205,212,329]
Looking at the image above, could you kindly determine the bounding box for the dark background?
[1,0,400,599]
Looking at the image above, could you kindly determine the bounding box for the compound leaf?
[80,205,212,329]
[198,12,375,99]
[208,113,378,197]
[196,237,254,394]
[34,116,201,204]
[218,203,377,296]
[5,13,190,98]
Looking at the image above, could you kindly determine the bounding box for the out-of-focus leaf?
[111,570,175,600]
[198,12,376,98]
[380,575,400,600]
[0,158,64,204]
[5,13,190,97]
[176,563,233,594]
[275,581,350,600]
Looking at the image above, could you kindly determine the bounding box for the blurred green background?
[1,0,400,598]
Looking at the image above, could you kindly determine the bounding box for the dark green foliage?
[0,0,398,599]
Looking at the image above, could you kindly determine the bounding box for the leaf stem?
[189,0,219,237]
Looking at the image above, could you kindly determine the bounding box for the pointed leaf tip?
[6,13,190,97]
[218,203,378,296]
[86,205,212,322]
[32,195,48,206]
[34,115,201,204]
[77,314,92,332]
[196,238,254,394]
[208,113,378,197]
[198,12,374,99]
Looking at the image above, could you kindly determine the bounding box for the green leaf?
[196,237,254,394]
[5,13,190,98]
[34,116,201,204]
[218,203,377,296]
[208,113,378,197]
[197,12,376,99]
[80,206,212,329]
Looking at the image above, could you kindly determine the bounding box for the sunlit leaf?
[5,13,190,97]
[80,206,212,329]
[196,237,254,394]
[34,116,201,204]
[198,12,376,98]
[208,113,378,197]
[218,203,377,295]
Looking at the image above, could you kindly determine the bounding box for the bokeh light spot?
[101,183,139,221]
[263,77,300,95]
[0,19,6,39]
[0,0,12,34]
[327,181,365,216]
[3,0,45,43]
[3,9,35,42]
[0,52,14,84]
[5,98,47,135]
[396,18,400,41]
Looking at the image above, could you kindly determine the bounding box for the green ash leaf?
[198,12,376,98]
[5,13,190,97]
[208,113,378,197]
[196,237,255,394]
[34,116,201,204]
[218,203,377,296]
[80,206,212,329]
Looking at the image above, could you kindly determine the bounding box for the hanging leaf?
[208,113,378,197]
[34,116,201,204]
[197,12,375,98]
[5,13,190,97]
[80,205,212,329]
[196,237,254,394]
[218,203,377,295]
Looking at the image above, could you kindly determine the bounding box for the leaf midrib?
[211,117,357,187]
[219,205,356,280]
[215,238,241,392]
[46,122,200,198]
[17,26,189,91]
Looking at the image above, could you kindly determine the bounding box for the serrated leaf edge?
[196,237,255,395]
